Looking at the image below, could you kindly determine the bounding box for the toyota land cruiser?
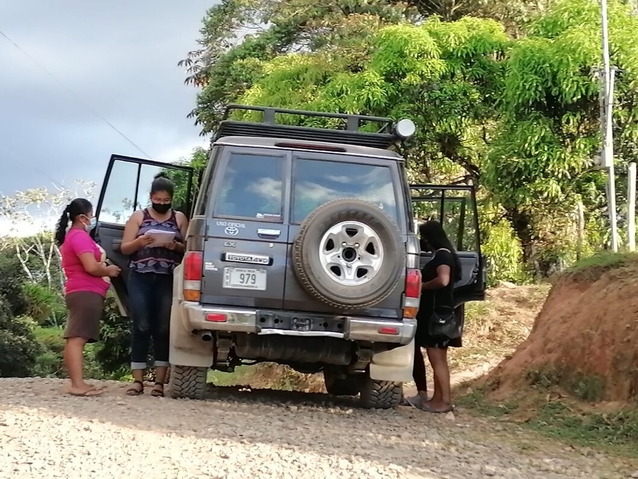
[93,105,485,409]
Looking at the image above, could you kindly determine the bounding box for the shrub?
[93,294,131,379]
[23,283,66,327]
[0,299,40,377]
[32,326,66,378]
[0,251,29,316]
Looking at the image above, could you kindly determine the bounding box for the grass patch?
[562,252,638,282]
[530,401,638,451]
[526,368,606,402]
[456,386,638,458]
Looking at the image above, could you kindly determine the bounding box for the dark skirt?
[64,291,104,343]
[415,305,464,349]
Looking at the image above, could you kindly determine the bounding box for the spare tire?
[293,199,405,310]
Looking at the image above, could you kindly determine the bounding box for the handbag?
[428,300,461,340]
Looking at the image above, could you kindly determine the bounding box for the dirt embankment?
[479,259,638,405]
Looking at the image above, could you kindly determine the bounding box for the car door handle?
[257,228,281,238]
[112,239,122,252]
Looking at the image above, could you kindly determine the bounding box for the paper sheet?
[144,229,175,247]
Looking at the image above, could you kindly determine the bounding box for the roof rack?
[214,104,408,150]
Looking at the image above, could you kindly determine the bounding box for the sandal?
[126,380,144,396]
[151,382,164,397]
[421,403,454,414]
[68,387,103,397]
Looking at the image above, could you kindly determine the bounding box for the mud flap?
[169,265,214,368]
[369,339,414,383]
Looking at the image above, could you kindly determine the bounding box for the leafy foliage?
[0,298,40,377]
[181,0,638,279]
[0,250,29,316]
[93,295,131,379]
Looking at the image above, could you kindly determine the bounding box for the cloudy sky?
[1,0,215,228]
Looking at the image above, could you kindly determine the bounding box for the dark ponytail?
[55,198,93,246]
[151,172,174,197]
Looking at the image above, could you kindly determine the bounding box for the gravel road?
[0,378,631,479]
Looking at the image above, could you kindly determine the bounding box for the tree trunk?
[506,207,534,264]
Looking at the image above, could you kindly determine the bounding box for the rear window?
[293,158,398,224]
[214,153,284,221]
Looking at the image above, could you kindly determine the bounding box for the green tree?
[0,296,40,377]
[483,0,638,266]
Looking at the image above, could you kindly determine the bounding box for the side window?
[98,158,194,224]
[292,158,398,224]
[214,153,284,222]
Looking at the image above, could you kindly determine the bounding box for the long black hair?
[151,172,174,196]
[419,220,462,280]
[54,198,93,246]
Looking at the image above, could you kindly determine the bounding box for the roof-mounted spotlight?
[395,119,416,140]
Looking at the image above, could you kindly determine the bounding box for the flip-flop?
[404,396,428,409]
[421,403,454,414]
[68,387,103,397]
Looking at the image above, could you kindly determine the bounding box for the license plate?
[223,267,267,290]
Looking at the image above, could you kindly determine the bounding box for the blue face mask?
[84,216,97,232]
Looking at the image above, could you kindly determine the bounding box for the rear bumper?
[179,301,417,346]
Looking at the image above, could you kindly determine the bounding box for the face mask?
[152,202,171,214]
[84,217,97,232]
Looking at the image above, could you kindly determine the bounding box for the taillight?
[183,251,203,302]
[378,326,399,335]
[403,268,421,318]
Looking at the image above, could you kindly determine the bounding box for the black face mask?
[152,202,171,214]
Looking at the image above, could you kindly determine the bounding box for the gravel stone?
[0,378,631,479]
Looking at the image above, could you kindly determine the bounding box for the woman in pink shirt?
[55,198,121,396]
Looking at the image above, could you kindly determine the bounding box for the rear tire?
[323,368,362,396]
[360,375,402,409]
[169,365,208,400]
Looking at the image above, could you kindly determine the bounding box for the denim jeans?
[128,270,173,370]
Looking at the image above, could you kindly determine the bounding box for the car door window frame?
[410,184,482,257]
[96,154,195,224]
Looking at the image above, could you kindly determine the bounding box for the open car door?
[410,184,486,305]
[93,154,195,315]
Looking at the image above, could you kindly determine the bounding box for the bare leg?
[64,337,100,395]
[426,347,452,411]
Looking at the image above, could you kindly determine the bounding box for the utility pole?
[600,0,619,252]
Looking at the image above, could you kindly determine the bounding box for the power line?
[0,29,152,159]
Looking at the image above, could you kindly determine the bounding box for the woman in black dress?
[406,220,462,412]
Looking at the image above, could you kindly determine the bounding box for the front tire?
[169,365,208,400]
[360,374,402,409]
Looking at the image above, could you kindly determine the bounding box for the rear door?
[94,154,195,310]
[410,184,486,304]
[199,148,290,310]
[283,152,408,318]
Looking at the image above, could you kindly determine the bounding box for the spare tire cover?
[292,199,405,310]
